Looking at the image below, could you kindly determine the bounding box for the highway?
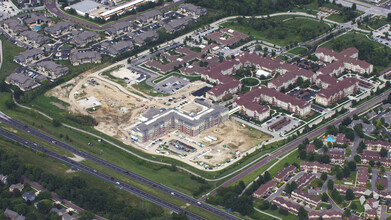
[0,114,240,220]
[0,127,206,220]
[201,89,391,200]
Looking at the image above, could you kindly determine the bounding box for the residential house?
[300,161,331,173]
[72,30,100,47]
[14,48,44,66]
[69,49,101,66]
[291,189,321,208]
[18,31,49,47]
[24,13,52,26]
[50,208,67,216]
[132,30,158,45]
[22,191,36,202]
[233,96,270,121]
[139,10,162,23]
[273,165,296,182]
[365,140,391,151]
[107,41,134,56]
[44,21,74,37]
[327,149,345,165]
[315,78,358,106]
[361,150,391,167]
[272,197,301,215]
[306,144,315,153]
[105,21,135,37]
[2,18,28,36]
[205,79,241,102]
[4,209,25,220]
[34,61,69,78]
[296,173,315,189]
[252,180,277,199]
[62,213,79,220]
[357,167,369,187]
[0,174,7,185]
[308,210,342,220]
[164,19,189,34]
[178,3,207,18]
[9,183,24,192]
[5,73,39,91]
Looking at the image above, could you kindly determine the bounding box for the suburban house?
[272,197,301,215]
[361,150,391,167]
[44,21,74,37]
[107,41,134,56]
[308,210,342,220]
[327,149,345,165]
[4,209,25,220]
[300,161,331,173]
[2,18,28,36]
[132,30,158,45]
[105,21,135,37]
[9,183,24,192]
[139,10,162,23]
[34,61,69,78]
[357,167,369,187]
[14,48,44,66]
[178,3,207,18]
[296,173,315,189]
[5,73,39,91]
[273,165,296,182]
[252,180,277,199]
[69,49,102,66]
[72,30,100,47]
[365,140,391,151]
[22,191,36,202]
[291,189,321,208]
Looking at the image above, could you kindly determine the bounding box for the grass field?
[268,150,300,177]
[287,46,308,56]
[252,200,298,220]
[0,137,171,217]
[0,35,25,81]
[233,158,278,186]
[223,16,330,46]
[153,72,201,84]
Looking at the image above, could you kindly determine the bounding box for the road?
[335,0,390,17]
[44,0,185,31]
[0,127,209,219]
[201,89,391,200]
[0,113,240,220]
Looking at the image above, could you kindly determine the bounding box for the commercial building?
[300,161,331,173]
[130,99,229,143]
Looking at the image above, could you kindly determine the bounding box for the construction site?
[47,67,273,170]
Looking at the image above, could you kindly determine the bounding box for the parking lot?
[263,115,301,136]
[155,76,189,94]
[0,1,20,21]
[288,88,317,102]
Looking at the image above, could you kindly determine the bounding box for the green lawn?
[349,200,365,213]
[334,170,357,185]
[287,46,308,56]
[233,158,278,186]
[251,202,298,220]
[153,72,201,84]
[223,16,331,46]
[268,150,300,177]
[0,35,25,80]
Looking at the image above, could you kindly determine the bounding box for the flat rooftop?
[68,0,102,13]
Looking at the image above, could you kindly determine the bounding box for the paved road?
[0,113,240,220]
[44,0,185,30]
[0,127,208,220]
[201,89,391,200]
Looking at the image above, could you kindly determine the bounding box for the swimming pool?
[33,25,41,31]
[327,136,335,142]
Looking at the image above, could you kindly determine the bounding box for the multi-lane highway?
[0,127,205,220]
[0,113,240,220]
[201,89,391,199]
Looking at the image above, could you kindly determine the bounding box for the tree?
[79,211,95,220]
[348,161,356,171]
[313,139,323,149]
[171,212,188,220]
[264,171,271,182]
[346,188,354,200]
[52,119,61,127]
[388,13,391,22]
[377,182,384,190]
[320,172,328,181]
[352,3,357,10]
[321,192,329,202]
[380,148,388,157]
[343,208,351,217]
[381,166,386,174]
[369,160,375,167]
[354,155,361,163]
[37,200,52,214]
[327,179,334,191]
[14,203,27,216]
[298,206,308,220]
[342,117,352,126]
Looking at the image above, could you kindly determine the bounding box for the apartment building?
[291,189,321,207]
[315,78,358,106]
[253,180,277,199]
[300,161,331,173]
